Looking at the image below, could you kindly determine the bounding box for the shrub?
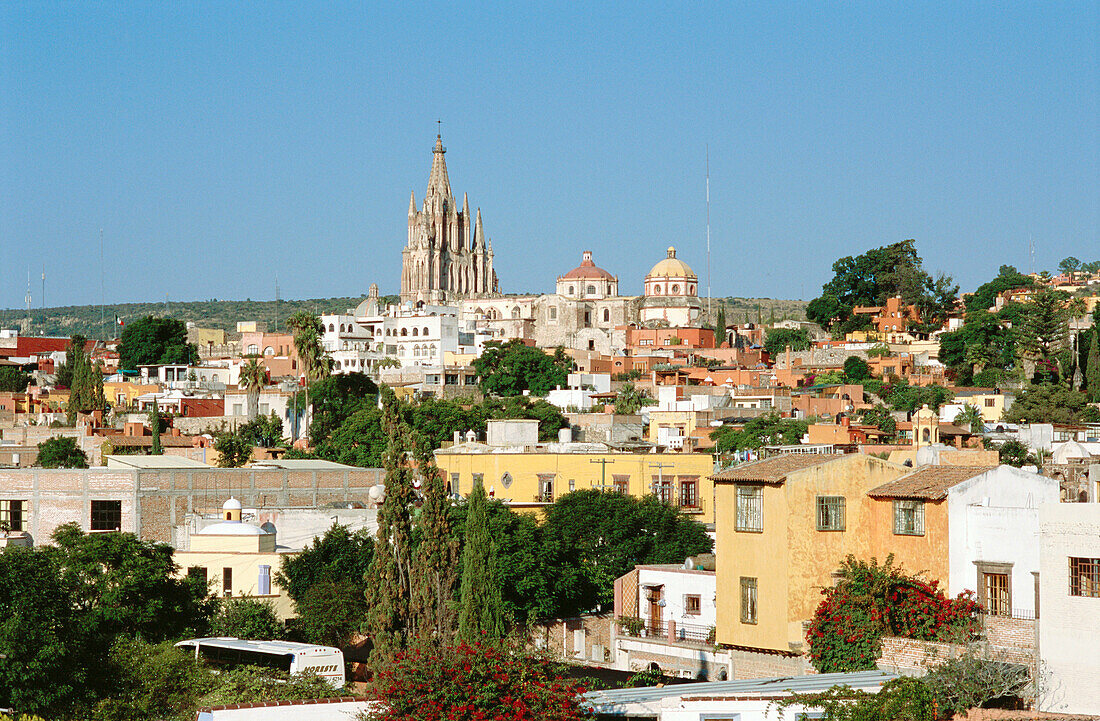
[364,639,591,721]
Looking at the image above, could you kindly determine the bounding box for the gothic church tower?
[400,135,499,304]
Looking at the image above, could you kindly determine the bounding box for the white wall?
[947,465,1059,615]
[637,567,717,630]
[1038,503,1100,715]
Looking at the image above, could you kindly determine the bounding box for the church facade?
[400,135,499,304]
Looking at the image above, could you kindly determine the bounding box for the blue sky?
[1,2,1097,310]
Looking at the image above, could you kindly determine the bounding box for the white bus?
[175,637,346,688]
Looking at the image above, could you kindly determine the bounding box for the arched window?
[328,324,335,332]
[603,308,610,322]
[247,344,259,355]
[568,285,575,295]
[401,328,408,337]
[412,327,418,336]
[922,428,931,442]
[334,361,341,369]
[511,307,520,319]
[587,285,596,295]
[671,284,679,294]
[413,346,420,357]
[212,374,219,383]
[263,346,274,356]
[423,327,429,336]
[654,285,662,295]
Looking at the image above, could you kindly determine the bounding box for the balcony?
[533,491,555,504]
[617,616,716,647]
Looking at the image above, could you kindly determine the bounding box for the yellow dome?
[646,246,696,279]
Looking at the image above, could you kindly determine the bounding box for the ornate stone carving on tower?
[400,135,499,304]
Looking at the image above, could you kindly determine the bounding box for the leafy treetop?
[118,317,198,370]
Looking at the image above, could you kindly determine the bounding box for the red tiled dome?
[560,251,615,280]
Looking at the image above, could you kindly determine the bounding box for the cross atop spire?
[425,132,453,202]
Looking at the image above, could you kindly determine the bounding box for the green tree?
[472,340,572,397]
[90,638,215,721]
[954,404,985,433]
[715,306,727,344]
[843,356,870,382]
[0,366,31,393]
[55,334,88,389]
[410,438,459,641]
[117,317,198,370]
[457,478,505,641]
[963,264,1034,312]
[363,394,416,665]
[763,327,811,356]
[1058,256,1081,275]
[209,599,284,640]
[234,412,284,448]
[238,356,267,420]
[1087,330,1100,403]
[285,311,327,441]
[316,407,386,467]
[1004,383,1091,424]
[276,523,372,647]
[996,440,1032,468]
[710,413,809,454]
[613,382,656,414]
[858,405,897,439]
[1015,287,1082,370]
[35,436,89,468]
[296,371,378,446]
[149,398,162,456]
[538,491,713,616]
[214,429,253,468]
[0,547,87,716]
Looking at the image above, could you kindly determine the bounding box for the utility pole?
[99,228,105,340]
[649,460,674,500]
[590,457,616,491]
[706,145,711,322]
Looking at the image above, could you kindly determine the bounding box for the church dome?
[647,247,697,280]
[560,251,615,281]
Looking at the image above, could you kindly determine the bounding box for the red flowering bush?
[807,556,981,673]
[365,638,592,721]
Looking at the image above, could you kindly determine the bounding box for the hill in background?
[1,294,807,340]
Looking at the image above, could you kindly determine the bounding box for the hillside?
[1,294,807,340]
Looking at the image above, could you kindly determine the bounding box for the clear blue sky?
[1,3,1097,310]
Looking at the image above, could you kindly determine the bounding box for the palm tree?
[239,356,267,420]
[955,403,985,434]
[286,311,326,440]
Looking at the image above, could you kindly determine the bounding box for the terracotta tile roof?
[107,435,196,448]
[867,465,998,500]
[710,453,846,483]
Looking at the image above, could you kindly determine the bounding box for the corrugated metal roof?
[583,670,895,711]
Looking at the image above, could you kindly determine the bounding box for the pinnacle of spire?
[462,192,469,216]
[425,134,453,203]
[408,190,417,216]
[474,207,485,247]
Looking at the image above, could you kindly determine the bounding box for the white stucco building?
[1038,503,1100,715]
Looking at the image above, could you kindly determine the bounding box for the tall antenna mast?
[706,145,711,321]
[99,228,105,339]
[25,270,31,333]
[41,264,45,310]
[275,275,281,332]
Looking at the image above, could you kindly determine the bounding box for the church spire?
[474,207,485,248]
[425,134,453,203]
[408,190,417,217]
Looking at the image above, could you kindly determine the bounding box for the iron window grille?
[816,496,846,532]
[740,577,758,624]
[91,500,122,532]
[1070,557,1100,598]
[893,499,925,536]
[736,486,763,532]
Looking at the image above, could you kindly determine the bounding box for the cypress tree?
[457,477,505,642]
[1087,330,1100,403]
[92,361,106,414]
[410,435,459,641]
[149,397,162,455]
[363,391,415,665]
[715,307,727,346]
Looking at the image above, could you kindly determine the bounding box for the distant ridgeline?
[0,296,395,338]
[0,294,807,339]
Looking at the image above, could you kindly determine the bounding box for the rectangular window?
[816,496,846,532]
[449,473,459,493]
[259,403,269,415]
[232,403,243,415]
[654,479,672,504]
[684,594,701,616]
[537,474,554,503]
[90,500,122,531]
[735,486,763,532]
[893,500,925,536]
[258,565,271,595]
[549,307,557,320]
[983,573,1010,615]
[1069,557,1100,598]
[223,567,233,597]
[740,577,758,624]
[679,478,699,508]
[984,398,995,407]
[0,500,26,532]
[612,475,629,494]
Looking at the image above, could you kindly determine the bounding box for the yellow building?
[646,409,700,447]
[955,391,1013,424]
[103,381,161,411]
[174,498,298,619]
[710,453,909,654]
[435,446,718,524]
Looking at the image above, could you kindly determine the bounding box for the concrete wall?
[636,566,717,630]
[1038,503,1100,714]
[0,466,383,546]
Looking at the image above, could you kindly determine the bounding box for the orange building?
[626,326,715,351]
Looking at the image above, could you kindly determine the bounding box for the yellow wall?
[435,450,717,523]
[866,497,950,589]
[175,548,296,619]
[646,410,699,445]
[714,454,910,652]
[103,382,160,409]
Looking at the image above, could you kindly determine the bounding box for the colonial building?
[640,247,703,327]
[400,135,499,304]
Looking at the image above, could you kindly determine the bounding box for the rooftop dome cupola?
[557,250,618,298]
[223,497,242,522]
[645,246,698,297]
